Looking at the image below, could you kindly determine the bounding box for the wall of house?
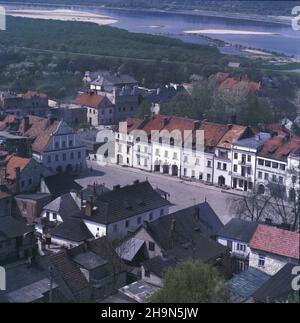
[249,249,297,276]
[18,160,43,193]
[133,228,163,259]
[106,206,169,240]
[217,237,250,258]
[141,265,163,287]
[0,232,36,262]
[41,209,64,223]
[83,220,107,238]
[0,197,11,217]
[50,236,80,249]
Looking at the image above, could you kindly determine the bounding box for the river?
[3,3,300,57]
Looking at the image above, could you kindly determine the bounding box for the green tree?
[150,261,227,303]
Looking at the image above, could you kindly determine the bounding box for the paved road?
[77,161,243,224]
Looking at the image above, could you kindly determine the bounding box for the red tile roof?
[0,115,16,130]
[217,125,250,149]
[23,91,48,99]
[201,121,228,148]
[74,92,106,108]
[18,115,61,153]
[258,135,300,162]
[215,72,230,83]
[5,155,31,180]
[126,118,143,134]
[249,224,300,260]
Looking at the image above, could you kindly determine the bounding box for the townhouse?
[248,224,299,276]
[100,113,300,198]
[0,153,43,194]
[16,115,87,176]
[231,133,271,192]
[74,92,114,126]
[88,71,139,123]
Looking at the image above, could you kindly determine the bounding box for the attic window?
[268,146,279,154]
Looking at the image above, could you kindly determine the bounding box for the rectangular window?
[207,161,212,168]
[279,176,283,184]
[69,140,73,147]
[247,155,251,162]
[149,213,153,221]
[234,153,238,159]
[272,162,279,169]
[233,165,238,172]
[217,162,221,170]
[160,209,164,216]
[265,160,271,167]
[258,254,265,267]
[258,159,264,166]
[148,241,155,251]
[272,174,277,182]
[223,163,227,171]
[258,171,262,179]
[125,220,130,228]
[264,173,269,180]
[280,164,286,171]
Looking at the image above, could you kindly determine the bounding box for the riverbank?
[6,8,118,25]
[0,1,292,26]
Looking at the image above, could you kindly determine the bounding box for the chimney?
[113,184,121,190]
[227,124,233,130]
[256,134,261,141]
[163,117,168,127]
[133,180,140,185]
[231,115,237,125]
[194,120,201,131]
[85,197,94,217]
[15,166,21,192]
[24,115,30,132]
[48,114,57,125]
[170,219,176,234]
[194,207,200,221]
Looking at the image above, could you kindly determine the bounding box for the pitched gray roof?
[50,218,93,242]
[227,268,270,302]
[142,202,224,249]
[0,216,33,242]
[43,193,80,220]
[252,263,297,303]
[91,71,138,87]
[233,132,271,150]
[218,218,258,243]
[81,181,171,225]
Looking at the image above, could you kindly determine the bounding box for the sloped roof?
[217,125,250,149]
[218,218,258,243]
[74,92,106,108]
[201,121,228,148]
[227,268,270,301]
[50,218,93,243]
[258,135,300,162]
[4,155,31,180]
[23,91,48,100]
[141,202,225,251]
[42,174,83,198]
[249,224,300,260]
[48,251,89,294]
[252,263,297,302]
[18,115,61,153]
[43,193,81,220]
[0,216,34,242]
[81,181,170,225]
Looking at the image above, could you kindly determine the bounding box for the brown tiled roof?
[49,250,89,294]
[249,224,299,260]
[74,92,106,108]
[201,121,228,148]
[126,118,143,134]
[4,155,31,180]
[217,125,249,149]
[0,115,16,130]
[18,115,60,153]
[258,135,300,162]
[23,91,48,99]
[163,116,195,135]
